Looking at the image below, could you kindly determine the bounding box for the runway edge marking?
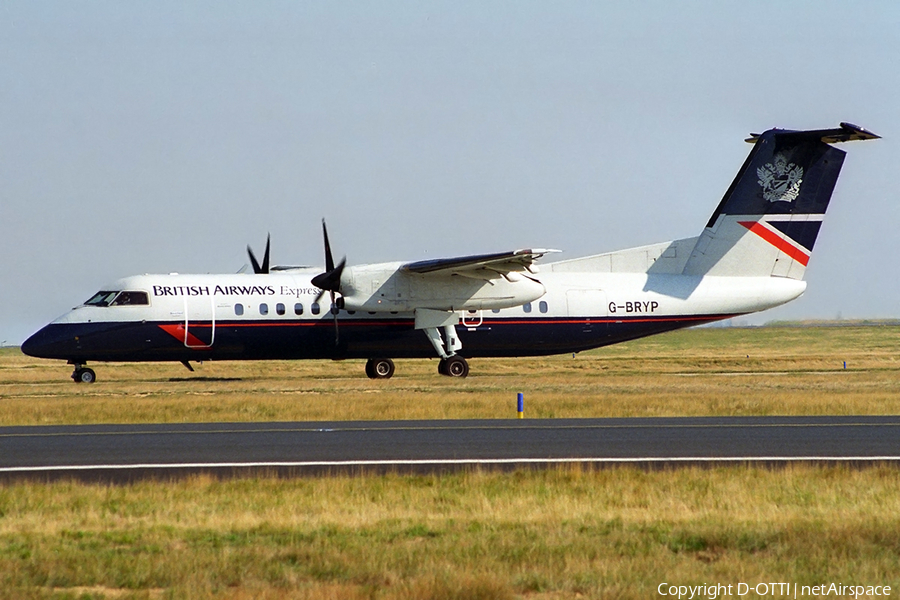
[5,456,900,473]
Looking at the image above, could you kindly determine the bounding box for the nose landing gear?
[71,363,96,384]
[365,357,395,379]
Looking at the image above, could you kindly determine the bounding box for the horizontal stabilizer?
[746,122,880,144]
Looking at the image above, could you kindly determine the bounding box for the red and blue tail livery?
[684,123,877,280]
[23,124,879,383]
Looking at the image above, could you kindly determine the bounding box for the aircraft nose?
[21,327,52,358]
[21,325,77,359]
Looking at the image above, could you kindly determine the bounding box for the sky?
[2,2,898,345]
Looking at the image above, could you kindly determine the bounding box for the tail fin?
[683,123,878,279]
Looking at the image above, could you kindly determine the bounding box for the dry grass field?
[1,325,900,599]
[2,325,900,425]
[2,467,900,599]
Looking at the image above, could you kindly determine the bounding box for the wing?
[401,249,560,280]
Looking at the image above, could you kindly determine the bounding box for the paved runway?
[2,416,900,482]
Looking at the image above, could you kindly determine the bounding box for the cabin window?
[260,303,269,315]
[311,302,320,315]
[235,303,244,316]
[539,301,548,314]
[84,291,119,307]
[110,291,149,306]
[276,303,285,316]
[492,309,500,314]
[294,303,303,315]
[523,302,532,313]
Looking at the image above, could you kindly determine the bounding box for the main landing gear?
[364,309,472,379]
[364,355,470,379]
[415,308,470,378]
[438,355,469,378]
[70,363,96,384]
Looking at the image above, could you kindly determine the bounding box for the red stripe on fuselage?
[158,313,739,331]
[738,221,810,267]
[158,323,209,347]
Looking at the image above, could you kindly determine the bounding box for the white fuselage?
[50,269,804,328]
[31,262,805,365]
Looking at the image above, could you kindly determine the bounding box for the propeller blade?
[311,288,340,345]
[311,256,345,292]
[330,291,340,345]
[247,234,271,274]
[312,220,344,346]
[248,246,262,274]
[261,234,270,273]
[322,220,334,273]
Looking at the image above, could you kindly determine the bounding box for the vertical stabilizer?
[683,123,878,279]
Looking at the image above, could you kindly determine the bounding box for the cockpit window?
[84,291,120,307]
[83,290,149,307]
[110,291,150,306]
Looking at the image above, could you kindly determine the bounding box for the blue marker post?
[517,392,524,419]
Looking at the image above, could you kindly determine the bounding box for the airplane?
[22,123,878,383]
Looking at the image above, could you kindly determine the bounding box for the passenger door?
[183,296,216,348]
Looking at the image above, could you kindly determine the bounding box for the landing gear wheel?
[439,356,469,378]
[72,367,96,384]
[365,358,395,379]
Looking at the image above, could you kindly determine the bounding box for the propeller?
[247,234,271,275]
[310,220,346,344]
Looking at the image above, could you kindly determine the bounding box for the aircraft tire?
[442,356,469,378]
[73,368,96,384]
[366,358,395,379]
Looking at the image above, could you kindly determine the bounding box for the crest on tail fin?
[757,154,803,203]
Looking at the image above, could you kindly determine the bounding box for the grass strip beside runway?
[1,466,900,599]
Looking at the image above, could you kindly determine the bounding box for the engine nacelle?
[339,263,545,312]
